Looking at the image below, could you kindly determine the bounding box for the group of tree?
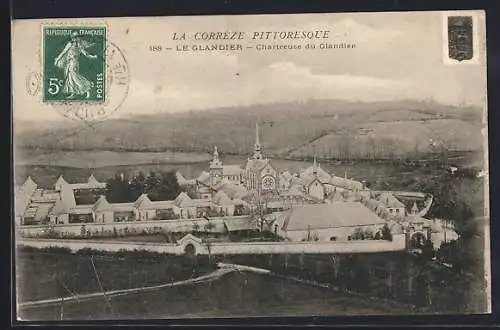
[105,170,181,203]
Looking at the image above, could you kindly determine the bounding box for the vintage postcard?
[11,10,489,321]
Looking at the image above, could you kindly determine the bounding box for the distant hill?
[14,99,484,160]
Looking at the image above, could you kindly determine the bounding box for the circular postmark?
[50,42,130,125]
[25,72,41,96]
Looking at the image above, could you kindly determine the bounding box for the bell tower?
[209,146,223,187]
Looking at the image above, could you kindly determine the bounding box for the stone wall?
[17,234,406,255]
[17,216,251,236]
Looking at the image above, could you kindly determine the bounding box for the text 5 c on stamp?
[43,26,106,102]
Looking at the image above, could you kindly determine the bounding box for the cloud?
[115,60,415,117]
[327,18,402,44]
[268,61,409,88]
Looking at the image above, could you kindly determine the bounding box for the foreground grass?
[18,271,421,321]
[16,246,216,303]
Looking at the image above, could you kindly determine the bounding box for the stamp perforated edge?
[39,21,110,105]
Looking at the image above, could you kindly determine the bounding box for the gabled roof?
[176,172,187,186]
[93,195,114,212]
[304,175,327,189]
[88,174,100,184]
[21,176,37,193]
[282,184,304,197]
[282,202,385,231]
[377,192,405,209]
[60,184,76,208]
[245,158,269,171]
[133,193,155,209]
[174,192,192,207]
[329,176,364,191]
[55,174,106,190]
[55,175,68,187]
[49,199,69,216]
[300,165,331,184]
[196,171,210,186]
[213,191,232,205]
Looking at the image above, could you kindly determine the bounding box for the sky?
[12,10,487,121]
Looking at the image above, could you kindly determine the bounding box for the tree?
[105,173,134,203]
[146,171,181,201]
[421,239,435,260]
[381,224,393,241]
[129,171,146,200]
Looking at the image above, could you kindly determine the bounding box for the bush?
[381,224,393,241]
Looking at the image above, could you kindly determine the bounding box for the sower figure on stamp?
[54,31,97,99]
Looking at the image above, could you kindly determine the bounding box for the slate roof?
[21,176,37,195]
[48,199,69,216]
[329,176,364,191]
[224,218,257,232]
[223,165,243,176]
[150,200,176,209]
[377,192,405,209]
[213,191,232,205]
[133,193,155,209]
[112,203,135,212]
[282,202,385,231]
[196,171,210,186]
[300,165,331,185]
[176,172,187,186]
[281,184,305,196]
[245,158,269,171]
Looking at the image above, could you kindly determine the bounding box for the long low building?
[277,202,387,242]
[15,175,250,226]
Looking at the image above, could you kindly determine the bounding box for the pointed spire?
[313,153,318,175]
[253,120,263,160]
[213,145,219,160]
[210,145,223,169]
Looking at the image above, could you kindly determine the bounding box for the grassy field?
[14,99,484,160]
[16,246,216,303]
[14,149,211,168]
[18,266,423,321]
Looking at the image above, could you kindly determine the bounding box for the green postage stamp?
[43,26,106,102]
